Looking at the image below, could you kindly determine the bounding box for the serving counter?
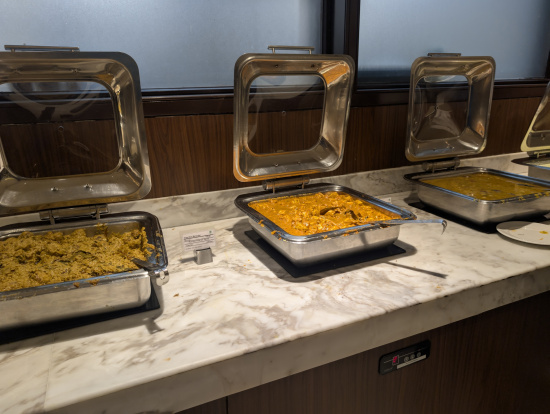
[1,154,549,414]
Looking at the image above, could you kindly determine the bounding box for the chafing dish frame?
[512,155,550,181]
[0,211,168,330]
[0,49,169,331]
[404,167,550,225]
[235,183,416,266]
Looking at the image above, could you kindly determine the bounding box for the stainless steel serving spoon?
[319,206,447,234]
[378,219,447,234]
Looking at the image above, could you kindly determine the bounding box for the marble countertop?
[1,154,550,414]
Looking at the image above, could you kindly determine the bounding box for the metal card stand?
[195,247,213,264]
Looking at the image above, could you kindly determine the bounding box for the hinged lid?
[233,49,354,182]
[0,47,150,217]
[405,54,495,163]
[519,81,550,157]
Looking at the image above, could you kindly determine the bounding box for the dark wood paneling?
[483,97,541,155]
[0,96,541,198]
[0,120,119,178]
[144,113,249,198]
[247,109,323,155]
[227,291,550,414]
[176,397,227,414]
[144,96,540,198]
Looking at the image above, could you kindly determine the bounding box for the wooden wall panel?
[247,109,323,154]
[483,97,540,155]
[341,104,410,173]
[144,113,247,198]
[227,291,550,414]
[0,120,119,178]
[177,398,227,414]
[145,96,540,198]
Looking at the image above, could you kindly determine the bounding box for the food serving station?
[233,49,443,267]
[0,48,168,331]
[403,54,550,225]
[0,50,549,414]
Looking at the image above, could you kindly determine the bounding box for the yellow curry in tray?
[0,224,153,293]
[421,172,550,201]
[249,191,398,236]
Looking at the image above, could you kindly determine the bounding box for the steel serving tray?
[512,157,550,181]
[0,212,168,330]
[404,167,550,225]
[235,184,416,266]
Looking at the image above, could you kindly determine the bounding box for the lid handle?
[267,45,314,54]
[4,45,80,52]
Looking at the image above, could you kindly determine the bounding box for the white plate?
[496,221,550,246]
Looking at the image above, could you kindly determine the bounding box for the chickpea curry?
[0,224,153,293]
[249,191,398,236]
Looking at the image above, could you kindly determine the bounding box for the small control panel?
[378,340,430,375]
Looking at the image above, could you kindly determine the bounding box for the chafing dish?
[235,183,416,266]
[0,212,167,330]
[233,48,419,266]
[405,167,550,225]
[512,81,550,180]
[404,54,550,225]
[0,47,168,330]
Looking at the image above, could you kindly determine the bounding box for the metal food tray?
[0,212,168,330]
[404,167,550,225]
[235,183,416,266]
[512,156,550,181]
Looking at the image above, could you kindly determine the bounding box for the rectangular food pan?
[404,167,550,226]
[0,212,168,330]
[235,183,416,266]
[512,156,550,181]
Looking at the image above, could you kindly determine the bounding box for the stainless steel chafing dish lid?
[512,81,550,179]
[233,49,354,182]
[405,54,495,163]
[0,47,150,216]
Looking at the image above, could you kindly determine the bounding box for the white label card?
[181,230,216,252]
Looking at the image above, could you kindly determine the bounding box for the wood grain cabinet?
[179,291,550,414]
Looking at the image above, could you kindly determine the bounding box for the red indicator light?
[392,356,399,365]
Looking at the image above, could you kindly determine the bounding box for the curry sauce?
[249,191,397,236]
[0,224,153,292]
[421,172,550,201]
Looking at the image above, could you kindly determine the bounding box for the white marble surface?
[1,153,549,414]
